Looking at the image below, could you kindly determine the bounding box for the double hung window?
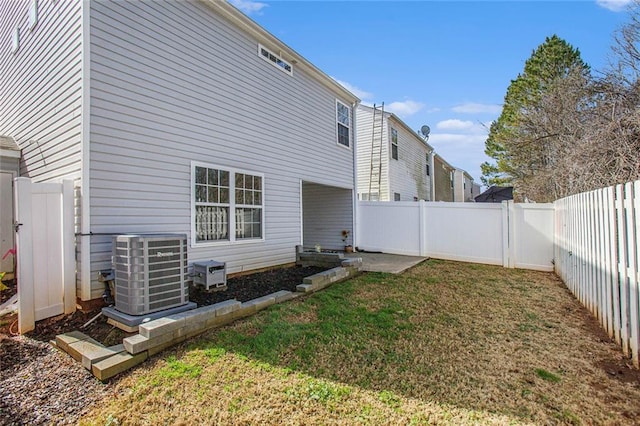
[193,163,264,245]
[336,101,351,147]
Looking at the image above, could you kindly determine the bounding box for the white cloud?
[596,0,632,12]
[436,119,475,131]
[452,102,502,115]
[333,79,374,100]
[429,133,488,149]
[386,100,425,117]
[228,0,268,14]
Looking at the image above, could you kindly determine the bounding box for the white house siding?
[302,182,353,250]
[453,170,474,202]
[387,117,431,201]
[355,105,389,200]
[0,0,83,183]
[87,0,355,299]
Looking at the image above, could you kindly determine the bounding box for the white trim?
[0,149,20,159]
[11,26,20,54]
[257,43,293,76]
[29,0,39,30]
[299,179,304,246]
[190,161,265,248]
[336,99,352,149]
[80,0,91,301]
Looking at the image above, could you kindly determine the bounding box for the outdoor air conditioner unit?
[112,234,189,316]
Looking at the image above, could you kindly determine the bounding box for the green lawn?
[82,260,640,425]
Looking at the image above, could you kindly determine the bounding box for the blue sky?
[230,0,633,186]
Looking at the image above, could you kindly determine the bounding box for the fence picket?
[616,184,630,355]
[554,181,640,364]
[604,186,615,339]
[625,182,639,368]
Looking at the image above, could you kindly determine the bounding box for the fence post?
[15,178,35,334]
[626,181,639,368]
[615,184,629,355]
[62,179,76,314]
[501,200,510,268]
[418,201,427,257]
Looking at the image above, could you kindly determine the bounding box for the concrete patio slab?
[344,252,426,274]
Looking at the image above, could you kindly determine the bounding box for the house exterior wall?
[434,156,454,202]
[471,182,482,201]
[387,116,432,201]
[463,174,474,201]
[302,182,353,250]
[454,170,474,202]
[86,0,356,299]
[0,0,83,183]
[355,105,389,200]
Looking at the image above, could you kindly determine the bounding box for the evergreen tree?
[482,35,590,197]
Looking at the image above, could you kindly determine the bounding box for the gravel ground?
[0,335,111,426]
[0,265,325,425]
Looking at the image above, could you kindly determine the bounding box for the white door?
[0,171,15,273]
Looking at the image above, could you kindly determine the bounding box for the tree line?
[481,5,640,202]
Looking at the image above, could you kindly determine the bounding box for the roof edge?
[201,0,359,104]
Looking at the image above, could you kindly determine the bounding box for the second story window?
[391,128,398,160]
[426,154,430,176]
[336,101,351,148]
[258,44,293,75]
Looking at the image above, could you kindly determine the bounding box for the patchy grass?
[81,260,640,425]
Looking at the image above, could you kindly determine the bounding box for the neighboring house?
[471,181,482,201]
[1,0,359,304]
[433,154,456,202]
[356,104,434,202]
[0,136,20,275]
[453,168,476,202]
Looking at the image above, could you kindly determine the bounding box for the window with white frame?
[193,163,263,244]
[391,128,398,160]
[336,101,351,147]
[426,154,430,176]
[258,44,293,75]
[394,192,401,201]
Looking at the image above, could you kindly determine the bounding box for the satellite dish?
[420,125,431,139]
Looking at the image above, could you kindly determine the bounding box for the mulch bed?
[1,264,326,348]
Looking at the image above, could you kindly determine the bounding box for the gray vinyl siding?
[387,118,431,201]
[87,0,355,299]
[302,182,353,250]
[0,0,82,183]
[355,106,389,200]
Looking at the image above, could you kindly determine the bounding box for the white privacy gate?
[15,178,75,333]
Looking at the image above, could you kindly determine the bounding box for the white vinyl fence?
[14,178,75,333]
[554,180,640,368]
[357,200,555,272]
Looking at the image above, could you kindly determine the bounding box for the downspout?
[351,101,360,249]
[80,0,92,301]
[429,151,435,202]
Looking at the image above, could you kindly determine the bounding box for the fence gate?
[15,178,75,333]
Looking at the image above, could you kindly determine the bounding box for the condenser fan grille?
[113,234,189,316]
